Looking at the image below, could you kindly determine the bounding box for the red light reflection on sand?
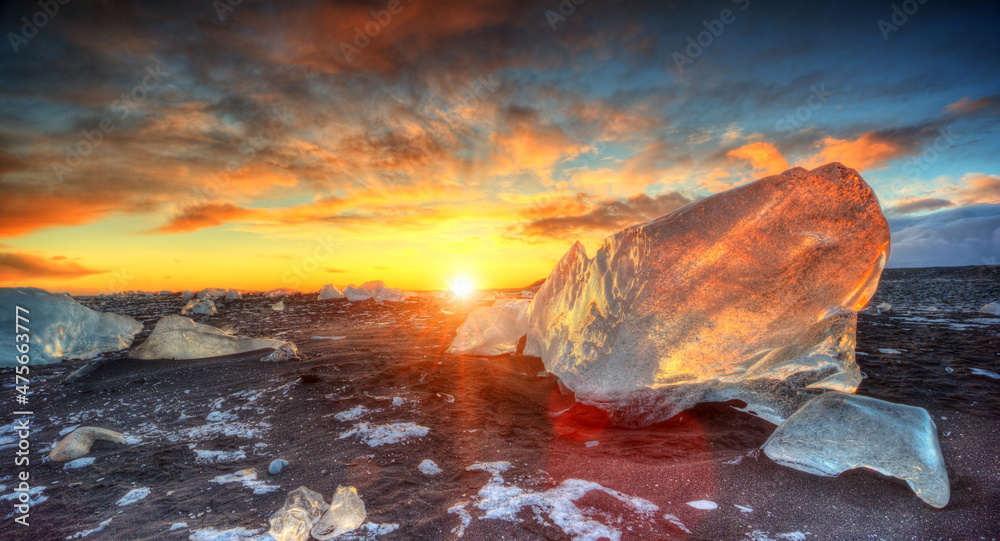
[543,387,719,538]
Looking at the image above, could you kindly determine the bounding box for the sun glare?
[449,275,475,299]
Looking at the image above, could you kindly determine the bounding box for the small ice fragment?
[310,485,366,540]
[311,336,346,340]
[419,459,442,475]
[64,457,96,469]
[970,368,1000,380]
[392,397,405,407]
[877,302,892,313]
[269,459,289,475]
[182,298,217,316]
[763,392,949,508]
[272,300,284,311]
[663,513,691,533]
[686,500,718,510]
[116,487,150,506]
[268,486,328,541]
[50,427,126,462]
[169,522,188,531]
[735,504,753,513]
[128,315,291,360]
[879,348,902,355]
[980,302,1000,315]
[584,440,599,448]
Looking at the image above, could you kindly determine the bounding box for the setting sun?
[449,276,476,299]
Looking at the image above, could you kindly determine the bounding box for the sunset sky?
[1,0,998,294]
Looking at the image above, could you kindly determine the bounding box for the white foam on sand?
[68,517,113,538]
[419,459,442,475]
[746,531,811,541]
[64,457,96,469]
[116,487,150,506]
[337,523,400,539]
[339,422,430,447]
[685,500,718,510]
[188,527,275,541]
[211,469,279,495]
[452,461,659,541]
[334,405,371,422]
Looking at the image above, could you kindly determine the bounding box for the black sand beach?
[1,266,999,541]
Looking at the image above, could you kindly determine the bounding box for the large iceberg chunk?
[525,163,890,426]
[128,315,291,360]
[0,288,143,366]
[343,285,372,301]
[763,392,949,507]
[343,281,408,302]
[448,298,531,356]
[266,288,296,299]
[318,284,345,300]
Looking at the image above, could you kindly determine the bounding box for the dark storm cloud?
[888,204,1000,267]
[888,198,955,216]
[518,192,695,239]
[1,0,999,263]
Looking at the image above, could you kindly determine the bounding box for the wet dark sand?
[1,267,999,540]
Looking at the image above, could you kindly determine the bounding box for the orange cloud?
[152,203,266,234]
[804,132,908,171]
[0,252,102,282]
[0,192,117,237]
[944,95,1000,117]
[727,142,789,176]
[957,173,1000,205]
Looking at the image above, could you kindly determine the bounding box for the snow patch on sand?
[452,461,659,540]
[194,448,246,463]
[67,518,113,538]
[64,457,96,469]
[339,422,429,447]
[211,469,278,495]
[117,487,150,506]
[334,406,371,422]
